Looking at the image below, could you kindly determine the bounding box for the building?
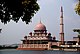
[17,21,59,50]
[17,6,64,50]
[73,29,80,45]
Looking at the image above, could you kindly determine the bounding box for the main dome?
[34,21,46,30]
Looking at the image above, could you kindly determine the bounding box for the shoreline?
[0,49,80,52]
[0,48,80,52]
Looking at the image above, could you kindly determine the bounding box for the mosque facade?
[17,7,64,50]
[17,21,59,50]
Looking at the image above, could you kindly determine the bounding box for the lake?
[0,49,80,54]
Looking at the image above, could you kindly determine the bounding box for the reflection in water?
[0,50,80,54]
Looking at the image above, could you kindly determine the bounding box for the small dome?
[53,36,56,40]
[34,21,46,30]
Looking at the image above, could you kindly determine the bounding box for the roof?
[34,21,46,30]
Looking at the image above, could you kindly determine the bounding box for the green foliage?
[73,29,80,34]
[51,45,58,48]
[75,0,80,16]
[73,29,80,37]
[0,29,2,33]
[0,0,40,24]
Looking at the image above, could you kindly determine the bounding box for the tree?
[0,0,40,24]
[73,29,80,37]
[74,0,80,16]
[0,29,2,33]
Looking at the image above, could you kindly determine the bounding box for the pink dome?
[35,22,46,30]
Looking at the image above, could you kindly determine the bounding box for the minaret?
[60,6,64,45]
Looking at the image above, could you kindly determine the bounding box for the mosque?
[17,7,80,50]
[17,21,59,50]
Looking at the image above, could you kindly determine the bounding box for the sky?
[0,0,80,45]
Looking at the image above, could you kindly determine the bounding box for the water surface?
[0,49,80,54]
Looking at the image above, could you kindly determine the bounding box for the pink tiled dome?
[35,22,46,30]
